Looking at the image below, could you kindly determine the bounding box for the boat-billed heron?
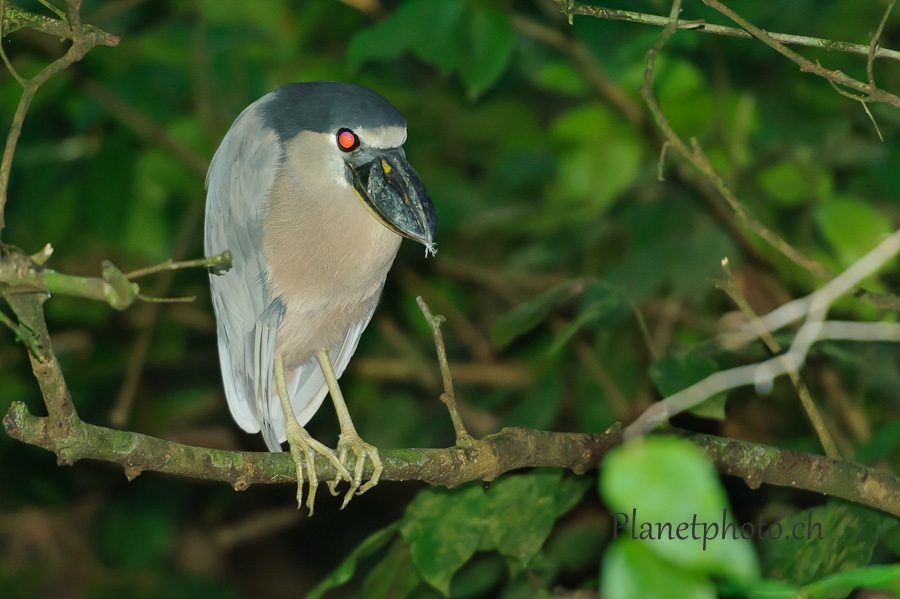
[204,81,437,513]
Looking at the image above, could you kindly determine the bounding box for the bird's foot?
[327,433,383,509]
[284,417,350,515]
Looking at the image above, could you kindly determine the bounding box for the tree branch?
[632,0,900,311]
[2,3,119,47]
[0,1,119,239]
[699,0,900,108]
[555,1,900,63]
[0,247,231,311]
[6,400,900,516]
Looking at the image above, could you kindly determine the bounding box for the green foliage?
[759,502,892,586]
[600,437,759,588]
[816,197,895,268]
[650,353,726,420]
[401,485,486,595]
[490,280,580,348]
[348,0,515,99]
[3,0,900,597]
[313,471,590,597]
[307,523,400,599]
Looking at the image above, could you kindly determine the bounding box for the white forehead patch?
[358,125,407,149]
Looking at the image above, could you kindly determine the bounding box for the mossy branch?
[6,400,900,517]
[0,246,231,311]
[554,1,900,63]
[2,3,119,46]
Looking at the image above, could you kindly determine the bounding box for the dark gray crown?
[260,81,406,141]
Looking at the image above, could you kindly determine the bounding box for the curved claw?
[335,433,383,509]
[284,422,351,515]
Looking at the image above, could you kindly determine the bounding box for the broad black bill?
[346,147,437,249]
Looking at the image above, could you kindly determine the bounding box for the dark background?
[2,0,900,597]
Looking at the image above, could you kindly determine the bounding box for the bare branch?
[417,296,473,445]
[555,1,900,63]
[1,3,119,46]
[0,2,119,239]
[126,250,232,279]
[700,0,900,108]
[0,249,231,310]
[627,230,900,439]
[6,400,900,517]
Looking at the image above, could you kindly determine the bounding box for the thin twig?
[700,0,900,109]
[0,306,44,361]
[109,203,207,428]
[136,294,196,304]
[717,259,840,459]
[1,4,119,45]
[83,79,209,177]
[628,230,900,439]
[512,13,644,124]
[633,2,900,312]
[0,0,25,86]
[401,267,495,362]
[557,1,900,63]
[416,296,473,445]
[0,1,118,239]
[125,250,232,279]
[867,0,895,89]
[38,0,66,20]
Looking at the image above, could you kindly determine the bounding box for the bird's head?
[263,82,437,255]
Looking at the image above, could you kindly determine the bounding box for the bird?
[204,81,437,513]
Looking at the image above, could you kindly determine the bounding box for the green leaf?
[449,554,508,598]
[460,3,516,99]
[722,564,900,599]
[602,539,717,599]
[401,485,486,595]
[759,502,889,587]
[531,61,590,96]
[551,104,643,212]
[816,197,894,268]
[649,353,726,420]
[757,162,807,206]
[554,474,593,517]
[360,539,422,599]
[307,523,400,599]
[547,521,606,573]
[548,281,621,354]
[802,564,900,598]
[500,373,561,430]
[347,0,466,73]
[600,437,759,584]
[491,280,581,348]
[486,471,561,570]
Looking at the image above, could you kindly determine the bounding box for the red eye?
[337,129,359,151]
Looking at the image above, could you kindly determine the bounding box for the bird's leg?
[274,354,350,515]
[315,347,383,509]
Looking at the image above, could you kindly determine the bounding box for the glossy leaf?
[486,471,561,569]
[491,280,581,348]
[759,502,890,586]
[816,197,894,267]
[307,523,400,599]
[602,539,716,599]
[400,485,486,596]
[460,3,516,99]
[600,437,759,584]
[650,353,726,420]
[360,539,422,599]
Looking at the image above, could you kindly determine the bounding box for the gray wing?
[205,95,285,450]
